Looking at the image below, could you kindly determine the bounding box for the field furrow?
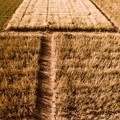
[5,0,115,31]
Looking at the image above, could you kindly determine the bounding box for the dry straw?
[5,0,115,31]
[53,33,120,119]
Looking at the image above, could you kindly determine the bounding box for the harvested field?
[92,0,120,31]
[0,33,41,119]
[0,0,23,31]
[6,0,115,31]
[53,33,120,120]
[0,33,56,120]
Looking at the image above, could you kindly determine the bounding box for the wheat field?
[1,0,120,120]
[0,32,120,119]
[53,33,120,120]
[0,33,41,119]
[5,0,115,31]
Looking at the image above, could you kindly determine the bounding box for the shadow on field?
[35,36,52,120]
[7,26,118,32]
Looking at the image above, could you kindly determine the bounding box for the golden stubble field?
[0,0,120,120]
[0,0,119,32]
[53,33,120,120]
[0,33,41,119]
[5,0,115,32]
[0,33,55,120]
[0,32,120,120]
